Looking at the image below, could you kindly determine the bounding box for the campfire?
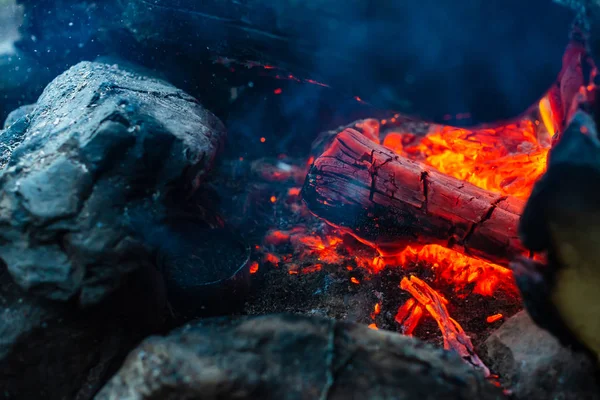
[237,37,594,378]
[248,104,552,374]
[3,0,600,399]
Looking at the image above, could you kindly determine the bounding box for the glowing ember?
[368,323,379,330]
[394,298,424,336]
[249,261,259,274]
[486,314,503,323]
[371,302,381,319]
[396,119,549,200]
[287,187,301,196]
[401,276,490,376]
[390,245,517,297]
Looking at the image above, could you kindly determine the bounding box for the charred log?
[302,127,528,266]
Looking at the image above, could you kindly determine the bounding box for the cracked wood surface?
[303,127,528,266]
[96,314,504,400]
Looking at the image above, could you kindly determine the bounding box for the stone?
[3,104,35,129]
[0,60,225,305]
[0,261,166,400]
[97,314,504,400]
[479,310,600,400]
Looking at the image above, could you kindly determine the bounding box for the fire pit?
[1,0,600,399]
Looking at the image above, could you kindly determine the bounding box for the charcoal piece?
[0,262,166,400]
[0,60,225,305]
[117,0,574,126]
[480,311,600,400]
[96,314,504,400]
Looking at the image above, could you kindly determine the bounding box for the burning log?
[302,127,528,267]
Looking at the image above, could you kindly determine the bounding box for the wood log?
[112,0,574,126]
[302,127,528,266]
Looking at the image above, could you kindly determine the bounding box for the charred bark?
[302,128,528,266]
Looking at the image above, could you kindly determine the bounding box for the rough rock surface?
[97,314,504,400]
[0,60,225,305]
[0,261,166,400]
[480,310,600,400]
[3,104,35,129]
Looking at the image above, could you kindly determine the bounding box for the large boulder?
[97,314,504,400]
[479,310,600,400]
[0,60,225,305]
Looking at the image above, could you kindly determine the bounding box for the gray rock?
[3,104,35,129]
[0,261,166,400]
[0,61,225,305]
[480,310,599,400]
[97,314,504,400]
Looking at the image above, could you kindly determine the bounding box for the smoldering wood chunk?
[96,314,504,400]
[480,311,600,400]
[0,61,225,305]
[302,127,527,266]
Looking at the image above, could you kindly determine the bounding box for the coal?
[0,60,225,305]
[97,314,504,400]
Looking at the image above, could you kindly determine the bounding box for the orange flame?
[398,119,549,200]
[391,244,517,297]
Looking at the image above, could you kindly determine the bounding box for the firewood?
[302,127,528,266]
